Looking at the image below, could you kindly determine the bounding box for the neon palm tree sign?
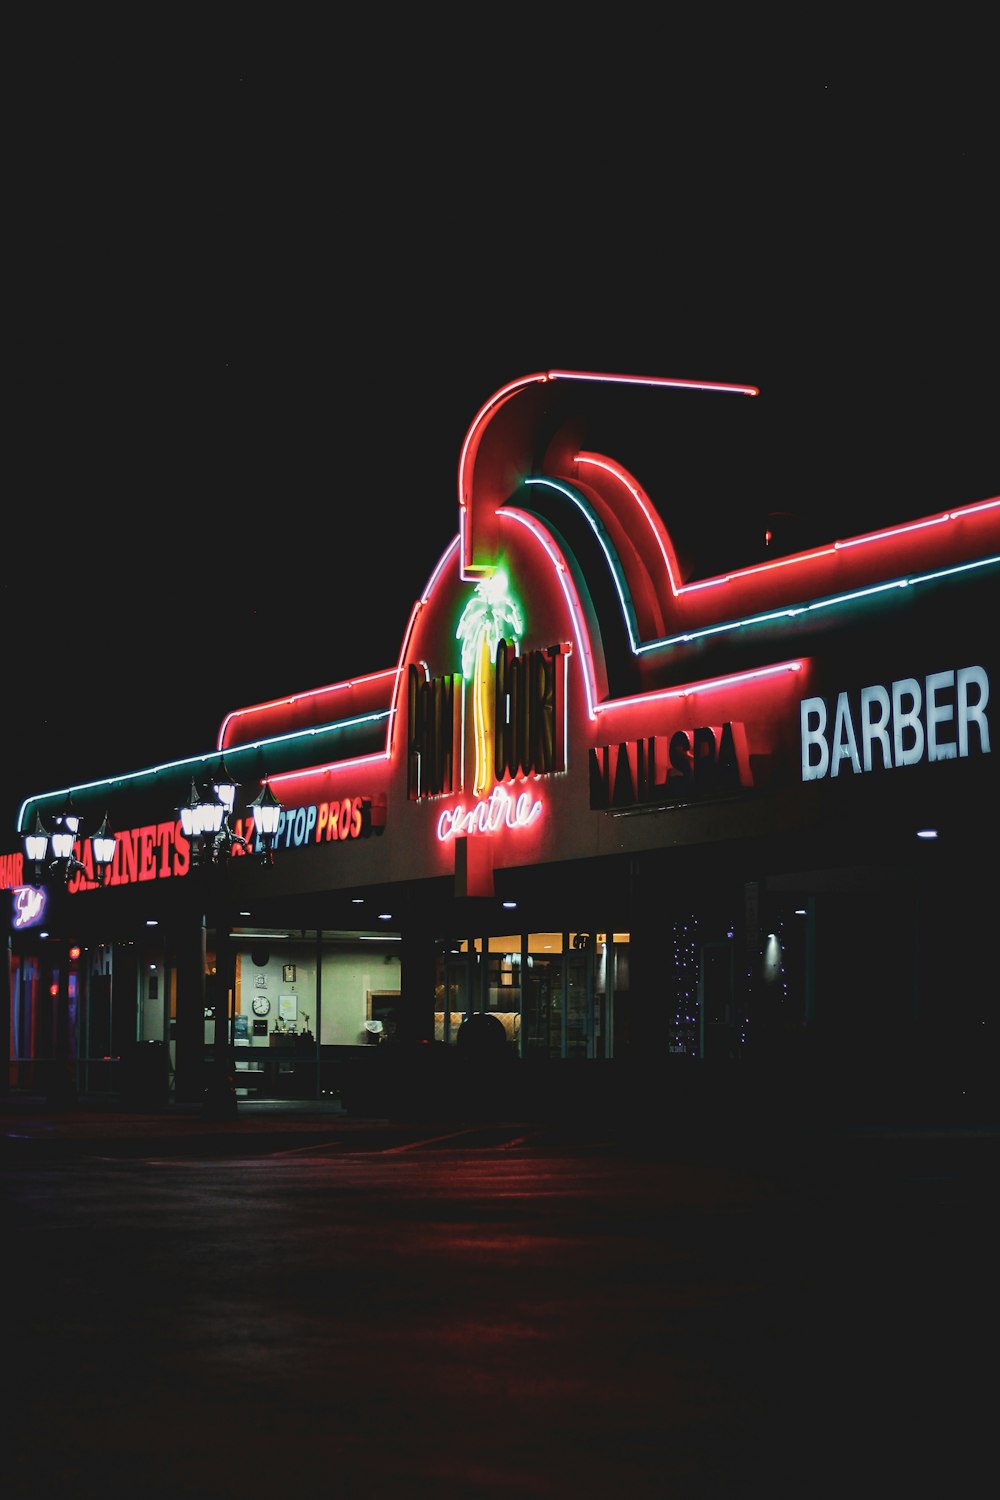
[455,569,524,796]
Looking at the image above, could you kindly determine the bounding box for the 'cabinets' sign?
[47,795,387,894]
[800,665,990,781]
[589,723,751,810]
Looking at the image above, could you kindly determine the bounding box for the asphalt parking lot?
[3,1088,998,1498]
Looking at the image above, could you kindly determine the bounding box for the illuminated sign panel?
[800,665,991,781]
[437,785,544,841]
[272,795,386,849]
[57,794,386,893]
[494,641,567,781]
[407,668,463,799]
[408,639,566,808]
[12,885,46,928]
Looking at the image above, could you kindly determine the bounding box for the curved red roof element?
[219,371,999,749]
[458,370,758,580]
[219,669,400,754]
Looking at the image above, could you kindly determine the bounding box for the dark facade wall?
[913,875,994,1038]
[812,889,918,1047]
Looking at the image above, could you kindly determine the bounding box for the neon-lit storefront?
[4,371,998,1119]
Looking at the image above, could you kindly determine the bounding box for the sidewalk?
[4,1081,999,1156]
[0,1088,381,1152]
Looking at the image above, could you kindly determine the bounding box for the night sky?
[6,74,997,840]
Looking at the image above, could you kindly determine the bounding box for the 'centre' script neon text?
[437,786,543,841]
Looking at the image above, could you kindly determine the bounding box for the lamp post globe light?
[23,796,118,887]
[247,778,283,862]
[179,761,284,867]
[176,765,283,1118]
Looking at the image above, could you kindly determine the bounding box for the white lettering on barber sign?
[800,665,990,781]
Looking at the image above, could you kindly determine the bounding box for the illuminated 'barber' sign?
[800,664,990,781]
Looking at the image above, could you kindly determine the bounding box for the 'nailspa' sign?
[589,723,752,810]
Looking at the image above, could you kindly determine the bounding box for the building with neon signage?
[3,370,998,1120]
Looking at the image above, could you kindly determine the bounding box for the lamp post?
[23,797,118,887]
[19,797,119,1105]
[177,765,283,1118]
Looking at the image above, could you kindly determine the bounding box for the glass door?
[522,934,560,1059]
[565,934,591,1058]
[521,933,596,1059]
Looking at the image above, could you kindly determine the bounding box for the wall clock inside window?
[252,995,271,1016]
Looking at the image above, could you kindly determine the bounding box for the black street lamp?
[247,778,283,863]
[23,797,117,887]
[18,797,118,1106]
[179,760,283,866]
[176,767,284,1118]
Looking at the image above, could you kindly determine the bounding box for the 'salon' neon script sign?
[12,884,46,928]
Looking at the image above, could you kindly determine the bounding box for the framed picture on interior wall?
[282,963,296,983]
[279,995,297,1022]
[367,991,401,1040]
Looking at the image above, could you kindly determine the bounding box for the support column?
[46,936,78,1107]
[203,905,238,1119]
[397,926,437,1043]
[173,916,207,1104]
